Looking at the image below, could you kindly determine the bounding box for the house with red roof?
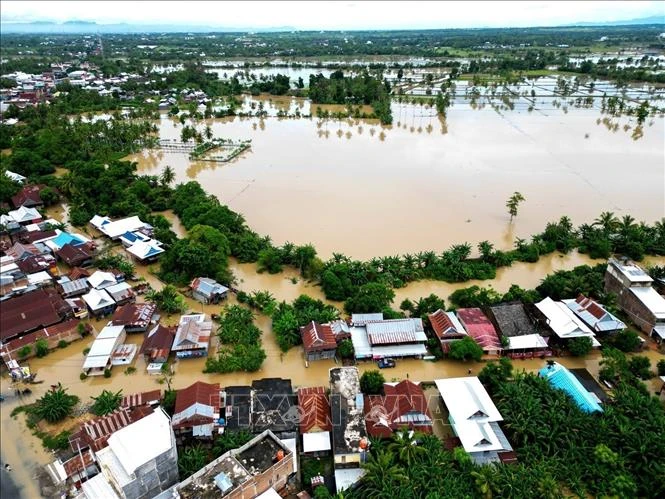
[139,324,176,365]
[363,380,433,438]
[172,381,221,440]
[301,321,338,362]
[456,308,501,355]
[11,184,47,208]
[68,405,154,452]
[428,309,467,353]
[298,386,332,455]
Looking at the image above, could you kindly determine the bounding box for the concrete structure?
[173,430,294,499]
[93,408,179,499]
[172,381,222,439]
[329,367,368,492]
[605,258,665,341]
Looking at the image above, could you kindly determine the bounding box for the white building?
[434,377,514,465]
[349,313,428,359]
[82,325,126,376]
[535,297,600,346]
[86,408,179,499]
[90,215,149,240]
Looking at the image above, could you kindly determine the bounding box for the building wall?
[306,349,337,362]
[117,437,179,499]
[334,452,361,466]
[227,452,294,499]
[605,271,656,334]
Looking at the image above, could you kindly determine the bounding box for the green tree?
[337,339,355,359]
[506,191,526,221]
[90,389,123,416]
[160,165,175,186]
[449,336,484,361]
[612,329,641,352]
[34,387,79,424]
[145,285,187,314]
[568,336,593,357]
[35,338,49,358]
[360,370,385,395]
[344,282,395,314]
[388,429,426,467]
[212,430,253,457]
[657,359,665,376]
[178,444,208,479]
[478,358,513,395]
[627,355,652,380]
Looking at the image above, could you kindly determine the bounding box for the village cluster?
[1,173,665,498]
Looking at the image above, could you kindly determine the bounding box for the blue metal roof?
[539,362,603,413]
[52,232,85,248]
[121,231,139,243]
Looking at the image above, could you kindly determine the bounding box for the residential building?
[223,386,252,432]
[126,239,165,264]
[0,319,84,367]
[534,297,600,347]
[298,387,332,455]
[604,258,665,341]
[539,362,603,413]
[0,288,71,343]
[6,241,42,261]
[66,297,89,319]
[428,309,467,353]
[7,206,42,225]
[56,243,94,268]
[46,231,90,252]
[172,314,212,359]
[301,321,338,362]
[172,430,294,499]
[82,288,116,318]
[106,282,135,306]
[139,324,175,365]
[563,295,626,334]
[456,308,502,355]
[46,449,97,491]
[121,390,162,410]
[111,303,157,333]
[329,367,368,493]
[434,377,515,465]
[59,278,90,298]
[82,325,126,376]
[190,277,229,304]
[363,380,432,438]
[69,406,155,453]
[87,270,118,290]
[172,381,222,439]
[11,184,47,208]
[252,378,298,440]
[91,215,150,240]
[88,408,179,499]
[349,313,428,360]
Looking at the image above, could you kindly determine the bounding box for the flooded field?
[128,91,664,260]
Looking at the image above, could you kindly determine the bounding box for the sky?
[1,1,664,30]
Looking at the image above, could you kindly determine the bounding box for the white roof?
[8,206,41,223]
[82,472,120,499]
[5,170,26,183]
[505,334,549,350]
[27,271,52,285]
[371,343,428,358]
[335,468,366,493]
[82,288,115,310]
[282,438,298,473]
[434,377,503,423]
[535,297,595,339]
[98,216,147,239]
[107,409,174,476]
[256,488,282,499]
[303,431,331,453]
[90,214,111,230]
[629,287,665,319]
[87,271,117,290]
[83,325,125,368]
[126,240,164,259]
[106,281,132,297]
[97,324,126,340]
[453,420,505,453]
[350,326,373,358]
[610,260,653,283]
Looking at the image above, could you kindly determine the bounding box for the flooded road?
[128,97,665,260]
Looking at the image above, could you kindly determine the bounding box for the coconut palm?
[593,211,619,233]
[160,165,175,186]
[360,450,407,498]
[90,389,123,416]
[389,429,426,467]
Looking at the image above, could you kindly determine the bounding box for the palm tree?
[389,429,426,466]
[160,165,175,186]
[593,211,619,234]
[178,444,208,479]
[90,389,123,416]
[360,450,407,498]
[34,386,79,423]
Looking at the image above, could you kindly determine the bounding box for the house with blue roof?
[48,231,88,252]
[539,362,603,413]
[119,230,151,248]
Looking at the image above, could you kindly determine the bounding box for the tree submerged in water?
[506,191,526,221]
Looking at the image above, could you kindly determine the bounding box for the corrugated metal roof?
[539,362,603,413]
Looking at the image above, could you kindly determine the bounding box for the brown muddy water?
[127,98,665,260]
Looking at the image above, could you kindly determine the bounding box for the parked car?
[377,358,396,369]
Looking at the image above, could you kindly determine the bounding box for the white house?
[82,288,116,317]
[535,297,600,346]
[87,270,118,290]
[82,325,126,376]
[91,215,149,240]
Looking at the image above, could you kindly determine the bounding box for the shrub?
[612,330,642,352]
[337,339,355,359]
[79,373,88,381]
[360,370,385,395]
[57,340,68,349]
[658,359,665,377]
[124,366,137,375]
[103,368,112,378]
[83,347,90,355]
[33,387,78,424]
[449,336,484,362]
[627,356,652,380]
[91,389,123,416]
[35,338,49,358]
[569,337,593,357]
[18,345,32,358]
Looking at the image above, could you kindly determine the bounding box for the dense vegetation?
[204,305,266,373]
[344,352,665,499]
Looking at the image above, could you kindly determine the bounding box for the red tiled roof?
[57,244,93,267]
[140,324,175,359]
[70,405,153,452]
[298,386,332,433]
[174,381,220,415]
[428,309,464,340]
[364,380,432,438]
[61,449,95,478]
[11,184,46,208]
[0,318,80,353]
[121,389,162,409]
[0,288,70,341]
[111,303,156,328]
[456,308,500,350]
[301,321,337,352]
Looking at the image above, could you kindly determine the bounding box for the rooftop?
[111,303,156,329]
[539,362,603,413]
[535,297,596,339]
[0,288,69,341]
[252,378,297,434]
[298,386,332,433]
[629,287,665,319]
[563,295,626,333]
[488,302,537,337]
[330,367,367,455]
[428,309,467,340]
[608,258,653,284]
[456,308,501,351]
[301,321,337,352]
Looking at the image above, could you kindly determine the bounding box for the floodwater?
[128,94,665,260]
